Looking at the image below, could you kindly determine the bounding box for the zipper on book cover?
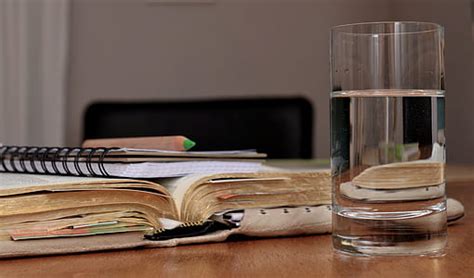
[145,220,230,241]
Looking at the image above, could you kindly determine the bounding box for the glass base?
[332,235,446,257]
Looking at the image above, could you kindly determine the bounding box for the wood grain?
[0,168,473,277]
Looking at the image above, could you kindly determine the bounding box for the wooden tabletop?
[0,166,473,277]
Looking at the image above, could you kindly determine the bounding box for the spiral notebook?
[0,145,265,178]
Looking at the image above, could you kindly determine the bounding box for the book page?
[0,173,172,199]
[157,174,280,218]
[106,161,263,178]
[174,171,331,222]
[158,175,210,218]
[0,173,114,190]
[159,170,331,221]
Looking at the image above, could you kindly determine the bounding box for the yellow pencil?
[82,135,196,151]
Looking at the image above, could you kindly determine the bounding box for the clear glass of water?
[330,22,446,256]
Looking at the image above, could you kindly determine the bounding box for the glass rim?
[331,21,443,36]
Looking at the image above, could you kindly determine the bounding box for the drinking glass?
[330,22,446,256]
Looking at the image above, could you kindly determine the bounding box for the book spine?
[0,145,118,177]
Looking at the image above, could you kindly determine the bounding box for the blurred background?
[0,0,472,162]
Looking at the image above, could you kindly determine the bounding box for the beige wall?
[66,0,392,158]
[385,0,473,163]
[67,0,473,162]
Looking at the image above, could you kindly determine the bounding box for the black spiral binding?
[0,145,119,177]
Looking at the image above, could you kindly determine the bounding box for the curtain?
[0,0,69,146]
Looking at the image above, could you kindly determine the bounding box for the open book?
[0,170,331,258]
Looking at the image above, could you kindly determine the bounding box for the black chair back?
[84,97,313,158]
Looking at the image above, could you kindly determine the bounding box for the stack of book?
[0,136,331,258]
